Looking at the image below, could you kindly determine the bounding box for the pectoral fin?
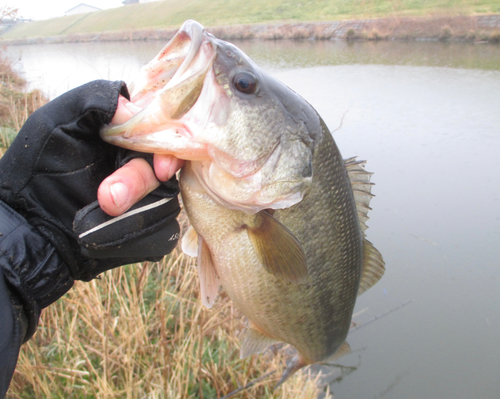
[246,211,308,284]
[181,225,199,257]
[197,236,220,308]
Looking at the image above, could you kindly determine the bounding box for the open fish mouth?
[101,20,217,157]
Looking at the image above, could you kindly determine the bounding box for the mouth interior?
[127,21,216,120]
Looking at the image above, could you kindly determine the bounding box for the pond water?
[6,39,500,398]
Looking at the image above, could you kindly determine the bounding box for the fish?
[101,20,385,385]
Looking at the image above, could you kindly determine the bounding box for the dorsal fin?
[344,157,385,295]
[344,157,374,235]
[358,239,385,296]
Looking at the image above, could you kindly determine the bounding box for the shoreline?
[2,14,500,46]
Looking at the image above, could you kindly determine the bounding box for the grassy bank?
[9,243,329,398]
[0,50,47,156]
[3,0,500,41]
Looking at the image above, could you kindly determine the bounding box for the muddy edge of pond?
[3,14,500,46]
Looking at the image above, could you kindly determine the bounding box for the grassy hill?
[4,0,500,40]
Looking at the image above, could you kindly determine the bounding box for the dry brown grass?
[7,243,329,398]
[7,219,330,399]
[0,49,47,129]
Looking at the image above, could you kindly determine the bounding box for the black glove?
[0,80,180,287]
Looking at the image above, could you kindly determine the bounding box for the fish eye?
[233,72,257,94]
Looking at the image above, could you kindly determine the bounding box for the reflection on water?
[236,40,500,72]
[6,40,500,99]
[5,41,163,99]
[5,39,500,398]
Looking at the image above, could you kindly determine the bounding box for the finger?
[111,95,143,125]
[154,154,185,182]
[98,158,160,216]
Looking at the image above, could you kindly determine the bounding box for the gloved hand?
[0,80,181,286]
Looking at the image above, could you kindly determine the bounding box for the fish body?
[180,130,363,365]
[102,20,384,381]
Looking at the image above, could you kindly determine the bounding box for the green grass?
[4,0,500,40]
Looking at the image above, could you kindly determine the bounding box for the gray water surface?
[6,40,500,398]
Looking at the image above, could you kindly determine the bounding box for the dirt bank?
[3,14,500,45]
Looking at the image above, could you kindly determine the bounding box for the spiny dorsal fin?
[344,158,385,295]
[358,239,385,296]
[197,236,220,308]
[181,225,199,257]
[246,211,309,284]
[344,157,374,235]
[240,324,279,359]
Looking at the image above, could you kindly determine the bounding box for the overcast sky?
[2,1,125,21]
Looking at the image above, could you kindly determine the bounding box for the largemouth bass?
[101,20,385,384]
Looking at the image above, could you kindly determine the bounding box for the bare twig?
[350,300,413,333]
[220,370,277,399]
[331,109,349,134]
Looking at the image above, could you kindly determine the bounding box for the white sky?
[2,1,125,21]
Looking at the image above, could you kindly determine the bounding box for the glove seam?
[15,105,122,208]
[82,205,181,250]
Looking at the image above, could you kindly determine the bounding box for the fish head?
[101,20,323,213]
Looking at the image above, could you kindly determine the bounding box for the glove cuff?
[0,200,74,340]
[73,191,181,281]
[75,196,180,256]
